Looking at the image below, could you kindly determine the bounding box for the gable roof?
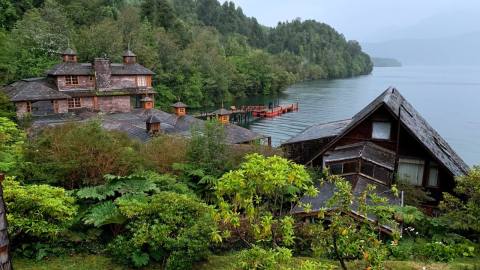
[2,78,71,102]
[306,87,469,176]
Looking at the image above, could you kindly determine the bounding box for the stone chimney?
[141,96,154,110]
[171,102,187,116]
[93,57,111,90]
[123,50,137,65]
[61,48,77,63]
[146,115,161,135]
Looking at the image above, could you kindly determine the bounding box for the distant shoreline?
[371,57,402,67]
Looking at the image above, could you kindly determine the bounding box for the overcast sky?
[225,0,480,42]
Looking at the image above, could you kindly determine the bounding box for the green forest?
[0,0,372,108]
[2,1,480,270]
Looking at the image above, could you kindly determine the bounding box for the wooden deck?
[194,102,299,125]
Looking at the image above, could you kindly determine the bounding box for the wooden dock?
[194,102,299,125]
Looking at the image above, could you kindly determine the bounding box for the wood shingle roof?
[303,87,469,176]
[2,78,71,102]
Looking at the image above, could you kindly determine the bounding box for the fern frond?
[83,201,126,227]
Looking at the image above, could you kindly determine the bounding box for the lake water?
[244,66,480,166]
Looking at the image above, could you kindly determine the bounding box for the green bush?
[22,120,142,188]
[107,191,217,269]
[0,117,25,174]
[3,177,78,258]
[390,238,476,262]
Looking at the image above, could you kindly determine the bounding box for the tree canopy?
[0,0,372,108]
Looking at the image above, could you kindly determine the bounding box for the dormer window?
[372,122,391,140]
[65,75,79,86]
[137,76,147,87]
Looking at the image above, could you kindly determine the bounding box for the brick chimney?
[61,48,77,63]
[123,50,137,64]
[171,102,187,116]
[93,57,111,90]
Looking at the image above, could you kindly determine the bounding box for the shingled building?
[285,87,469,216]
[2,48,155,117]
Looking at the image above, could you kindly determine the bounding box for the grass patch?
[14,254,126,270]
[13,253,480,270]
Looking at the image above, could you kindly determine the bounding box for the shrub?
[439,166,480,239]
[3,177,78,257]
[390,238,476,262]
[0,92,15,119]
[215,154,317,247]
[0,117,25,174]
[311,174,402,270]
[22,120,142,188]
[107,191,217,269]
[142,135,187,174]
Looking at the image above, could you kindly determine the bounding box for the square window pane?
[329,163,343,175]
[372,122,391,140]
[398,159,424,186]
[373,166,392,183]
[343,162,358,174]
[361,161,374,177]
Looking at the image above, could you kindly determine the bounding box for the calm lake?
[243,66,480,166]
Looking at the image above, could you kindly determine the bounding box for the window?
[398,158,425,186]
[89,76,94,81]
[330,163,343,175]
[68,98,81,108]
[65,75,79,86]
[131,95,142,109]
[428,163,439,187]
[372,122,391,140]
[361,161,374,176]
[67,55,75,61]
[360,160,393,183]
[137,76,147,87]
[328,161,358,175]
[26,102,32,113]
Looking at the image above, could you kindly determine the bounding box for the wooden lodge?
[2,48,270,146]
[2,48,156,117]
[285,87,469,217]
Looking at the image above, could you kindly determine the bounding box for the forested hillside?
[0,0,372,108]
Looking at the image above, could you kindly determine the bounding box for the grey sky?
[225,0,480,42]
